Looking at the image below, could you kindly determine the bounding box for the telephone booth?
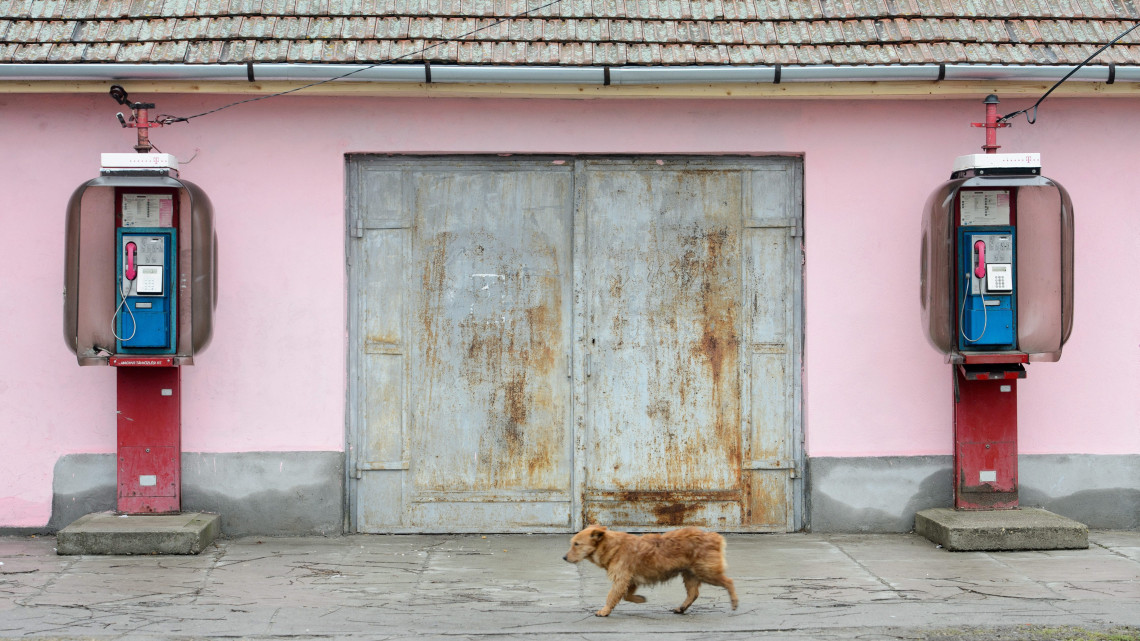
[63,153,217,513]
[920,123,1074,510]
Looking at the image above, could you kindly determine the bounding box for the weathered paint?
[411,168,571,496]
[580,159,800,531]
[350,159,575,531]
[349,156,800,532]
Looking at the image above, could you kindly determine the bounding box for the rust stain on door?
[409,171,573,502]
[457,258,564,489]
[352,157,798,533]
[585,166,746,523]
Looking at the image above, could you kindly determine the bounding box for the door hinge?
[748,460,799,478]
[352,218,364,238]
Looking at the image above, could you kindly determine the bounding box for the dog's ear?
[590,526,607,541]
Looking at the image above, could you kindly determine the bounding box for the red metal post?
[953,369,1018,510]
[133,105,152,154]
[972,94,1008,154]
[116,366,181,513]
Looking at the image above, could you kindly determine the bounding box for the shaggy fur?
[562,525,739,616]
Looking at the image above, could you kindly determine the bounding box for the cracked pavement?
[1,531,1138,640]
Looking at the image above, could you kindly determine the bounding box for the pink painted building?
[1,2,1138,534]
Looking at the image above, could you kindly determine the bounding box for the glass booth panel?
[920,175,1073,362]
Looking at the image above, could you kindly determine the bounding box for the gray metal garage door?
[347,156,802,533]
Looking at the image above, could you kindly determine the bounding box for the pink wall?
[1,91,1137,526]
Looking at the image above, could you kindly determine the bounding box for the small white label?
[979,470,997,483]
[161,389,173,396]
[1000,385,1012,392]
[139,475,157,487]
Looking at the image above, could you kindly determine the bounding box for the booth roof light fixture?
[101,153,179,171]
[952,153,1041,174]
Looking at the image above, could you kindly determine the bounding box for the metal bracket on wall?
[353,461,409,479]
[748,460,799,478]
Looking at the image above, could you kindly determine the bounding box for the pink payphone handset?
[124,241,137,282]
[112,240,138,343]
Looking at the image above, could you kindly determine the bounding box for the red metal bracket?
[971,94,1009,154]
[961,352,1029,365]
[110,85,164,154]
[110,356,176,367]
[957,363,1026,381]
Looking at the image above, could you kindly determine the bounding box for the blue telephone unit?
[115,229,177,354]
[957,226,1016,350]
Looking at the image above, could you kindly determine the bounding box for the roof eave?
[3,63,1140,98]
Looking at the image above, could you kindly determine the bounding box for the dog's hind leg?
[624,584,647,604]
[673,572,701,614]
[703,574,739,610]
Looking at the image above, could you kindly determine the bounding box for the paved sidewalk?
[1,530,1139,640]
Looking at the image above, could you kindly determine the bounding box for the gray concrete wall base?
[809,454,1140,532]
[34,452,1139,535]
[1019,455,1140,529]
[46,452,344,536]
[47,453,116,532]
[807,456,953,533]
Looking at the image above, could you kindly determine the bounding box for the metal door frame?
[346,154,804,533]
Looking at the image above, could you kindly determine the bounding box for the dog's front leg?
[597,580,629,617]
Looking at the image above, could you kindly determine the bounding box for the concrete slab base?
[916,507,1088,551]
[56,511,221,555]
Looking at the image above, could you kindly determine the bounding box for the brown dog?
[563,524,739,616]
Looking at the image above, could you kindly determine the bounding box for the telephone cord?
[959,271,989,344]
[111,278,138,342]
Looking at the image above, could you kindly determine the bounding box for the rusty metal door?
[349,156,802,533]
[348,158,575,532]
[575,158,802,532]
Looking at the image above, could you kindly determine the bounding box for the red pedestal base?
[116,366,181,514]
[954,366,1018,510]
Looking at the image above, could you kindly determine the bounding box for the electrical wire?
[999,20,1140,125]
[156,0,565,125]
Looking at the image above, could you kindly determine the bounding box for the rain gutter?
[2,62,1139,85]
